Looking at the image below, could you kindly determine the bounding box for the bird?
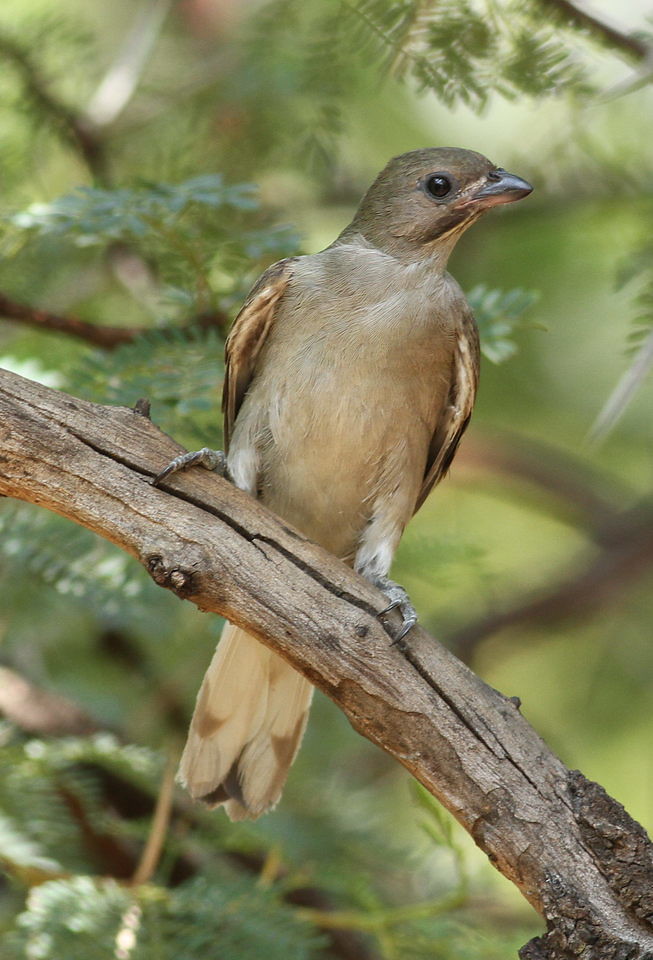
[154,147,532,820]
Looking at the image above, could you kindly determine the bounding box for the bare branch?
[0,666,99,736]
[1,367,653,957]
[0,291,137,348]
[0,32,107,181]
[449,501,653,662]
[0,291,229,348]
[539,0,651,62]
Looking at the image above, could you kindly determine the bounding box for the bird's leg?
[151,448,230,487]
[368,574,418,644]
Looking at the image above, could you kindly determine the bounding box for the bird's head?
[344,147,532,261]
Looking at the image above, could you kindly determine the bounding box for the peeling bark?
[1,367,652,958]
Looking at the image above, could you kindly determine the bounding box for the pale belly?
[233,328,454,563]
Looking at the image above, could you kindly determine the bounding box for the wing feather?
[222,258,295,449]
[414,307,480,513]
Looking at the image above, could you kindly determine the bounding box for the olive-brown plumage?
[172,147,532,819]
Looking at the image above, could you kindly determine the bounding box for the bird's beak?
[464,170,533,209]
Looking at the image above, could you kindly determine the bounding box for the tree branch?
[539,0,651,62]
[0,666,100,736]
[0,292,137,348]
[0,291,229,348]
[1,367,653,958]
[449,500,653,662]
[0,32,107,182]
[459,433,628,538]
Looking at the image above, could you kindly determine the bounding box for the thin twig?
[130,752,177,887]
[84,0,174,128]
[587,327,653,445]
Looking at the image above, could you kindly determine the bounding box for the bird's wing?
[414,306,480,513]
[222,258,295,449]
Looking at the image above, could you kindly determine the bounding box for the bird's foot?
[152,447,229,486]
[371,575,418,644]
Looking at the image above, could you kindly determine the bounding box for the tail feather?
[178,622,313,820]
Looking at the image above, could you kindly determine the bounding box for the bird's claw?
[152,447,228,486]
[379,597,401,615]
[372,576,418,644]
[391,612,418,645]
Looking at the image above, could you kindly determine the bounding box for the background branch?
[83,0,174,129]
[452,438,653,661]
[0,291,137,348]
[1,367,653,958]
[0,32,107,181]
[539,0,651,61]
[0,291,229,348]
[0,666,99,736]
[449,499,653,661]
[459,433,628,537]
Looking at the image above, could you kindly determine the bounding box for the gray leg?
[369,574,418,643]
[152,447,229,486]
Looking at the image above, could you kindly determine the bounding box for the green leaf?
[5,875,325,960]
[7,177,301,317]
[467,284,541,364]
[11,177,259,243]
[7,877,132,960]
[411,782,454,848]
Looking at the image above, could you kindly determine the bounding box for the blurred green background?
[1,1,652,957]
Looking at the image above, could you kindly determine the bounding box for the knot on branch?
[568,769,653,929]
[146,554,197,599]
[133,398,151,419]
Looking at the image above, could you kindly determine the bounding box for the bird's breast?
[233,307,454,558]
[228,251,467,559]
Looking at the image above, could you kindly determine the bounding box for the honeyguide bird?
[154,147,532,820]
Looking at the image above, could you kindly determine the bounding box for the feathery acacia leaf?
[467,284,541,363]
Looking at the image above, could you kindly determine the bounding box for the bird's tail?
[178,622,313,820]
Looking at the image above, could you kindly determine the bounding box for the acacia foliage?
[0,1,652,957]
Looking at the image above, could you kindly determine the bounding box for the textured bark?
[1,367,652,959]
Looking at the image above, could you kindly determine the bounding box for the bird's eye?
[424,174,452,199]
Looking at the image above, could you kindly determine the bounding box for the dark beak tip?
[480,171,533,202]
[513,176,534,198]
